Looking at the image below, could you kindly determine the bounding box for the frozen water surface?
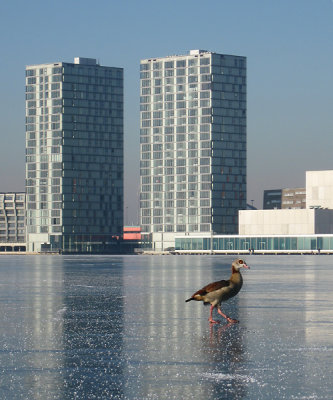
[0,255,332,399]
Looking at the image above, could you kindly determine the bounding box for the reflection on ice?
[0,255,332,399]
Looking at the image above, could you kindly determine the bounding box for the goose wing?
[192,279,230,297]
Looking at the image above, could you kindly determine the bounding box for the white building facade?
[139,50,247,250]
[306,170,333,209]
[239,208,333,235]
[25,58,123,253]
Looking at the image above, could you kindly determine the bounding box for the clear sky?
[0,0,332,223]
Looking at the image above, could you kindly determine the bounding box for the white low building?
[239,208,333,235]
[240,170,333,236]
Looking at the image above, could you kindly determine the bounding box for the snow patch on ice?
[56,307,67,314]
[201,372,258,384]
[290,346,333,352]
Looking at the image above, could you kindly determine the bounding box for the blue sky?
[0,0,332,223]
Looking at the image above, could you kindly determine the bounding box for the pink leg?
[217,307,239,324]
[208,305,220,324]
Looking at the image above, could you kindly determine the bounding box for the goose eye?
[239,260,243,264]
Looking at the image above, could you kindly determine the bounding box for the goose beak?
[243,262,250,269]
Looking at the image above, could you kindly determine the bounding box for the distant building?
[263,188,305,209]
[263,189,282,209]
[281,188,306,209]
[123,226,141,241]
[0,193,26,251]
[139,50,247,251]
[122,226,143,253]
[25,58,124,253]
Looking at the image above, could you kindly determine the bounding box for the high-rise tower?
[139,50,246,250]
[25,57,123,253]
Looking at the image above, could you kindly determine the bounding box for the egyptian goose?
[185,258,250,324]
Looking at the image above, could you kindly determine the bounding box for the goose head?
[232,258,250,272]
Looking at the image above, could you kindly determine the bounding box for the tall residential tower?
[139,50,246,250]
[25,57,123,253]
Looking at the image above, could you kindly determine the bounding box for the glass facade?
[139,50,246,238]
[175,235,333,253]
[25,58,123,252]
